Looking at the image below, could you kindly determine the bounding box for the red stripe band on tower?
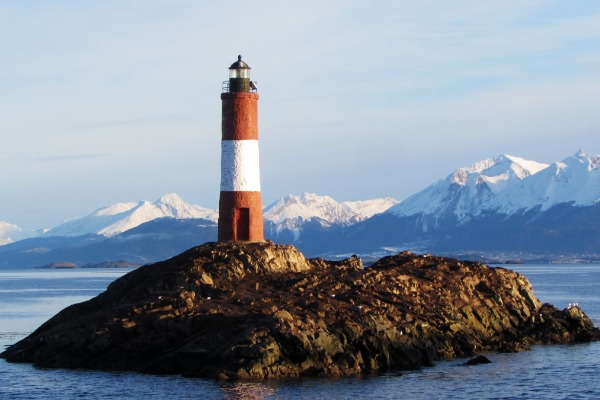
[221,92,258,140]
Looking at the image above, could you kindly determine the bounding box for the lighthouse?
[218,55,264,242]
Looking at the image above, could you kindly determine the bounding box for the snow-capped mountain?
[388,151,599,219]
[45,193,218,237]
[32,192,397,242]
[0,221,42,245]
[264,193,397,226]
[326,150,600,259]
[38,191,397,242]
[0,221,21,245]
[501,150,600,211]
[263,193,398,241]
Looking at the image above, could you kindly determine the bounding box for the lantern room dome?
[229,55,251,70]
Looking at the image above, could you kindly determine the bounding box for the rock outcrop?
[2,241,598,379]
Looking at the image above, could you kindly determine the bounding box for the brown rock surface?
[2,241,598,379]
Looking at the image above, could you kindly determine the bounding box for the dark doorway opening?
[233,208,250,240]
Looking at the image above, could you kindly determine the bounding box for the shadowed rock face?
[2,241,599,379]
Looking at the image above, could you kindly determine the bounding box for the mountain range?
[1,151,598,266]
[263,193,398,242]
[315,150,600,261]
[0,192,396,267]
[44,193,218,237]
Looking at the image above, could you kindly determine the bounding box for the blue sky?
[2,1,600,229]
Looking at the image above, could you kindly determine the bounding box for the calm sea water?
[0,264,599,400]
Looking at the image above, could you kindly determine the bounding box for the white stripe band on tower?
[220,140,261,192]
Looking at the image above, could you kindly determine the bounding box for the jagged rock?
[2,242,599,379]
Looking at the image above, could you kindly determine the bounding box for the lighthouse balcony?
[222,80,258,93]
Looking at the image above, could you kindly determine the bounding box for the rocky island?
[2,241,598,379]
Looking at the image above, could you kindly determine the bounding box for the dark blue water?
[1,265,599,400]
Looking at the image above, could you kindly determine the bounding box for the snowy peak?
[46,194,218,237]
[393,154,548,218]
[0,221,21,245]
[389,151,599,219]
[263,192,398,242]
[489,154,547,176]
[264,193,352,226]
[99,194,218,235]
[562,150,599,171]
[93,202,138,217]
[0,221,42,245]
[342,197,400,222]
[154,193,214,220]
[264,193,398,226]
[453,154,548,187]
[157,193,191,216]
[519,151,600,210]
[97,200,167,236]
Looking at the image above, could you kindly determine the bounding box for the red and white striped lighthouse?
[218,55,264,242]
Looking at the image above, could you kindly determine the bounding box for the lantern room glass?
[229,68,250,79]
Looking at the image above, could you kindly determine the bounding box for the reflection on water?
[220,381,277,399]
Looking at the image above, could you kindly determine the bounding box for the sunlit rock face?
[2,241,598,379]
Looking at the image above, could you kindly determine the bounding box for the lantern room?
[225,55,256,93]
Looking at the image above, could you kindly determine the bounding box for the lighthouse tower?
[218,55,264,242]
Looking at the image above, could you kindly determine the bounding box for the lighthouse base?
[218,191,264,242]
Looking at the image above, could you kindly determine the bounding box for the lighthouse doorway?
[233,208,250,241]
